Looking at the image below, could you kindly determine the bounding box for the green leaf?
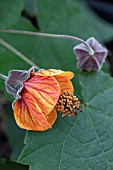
[36,0,113,41]
[0,0,24,29]
[18,71,113,170]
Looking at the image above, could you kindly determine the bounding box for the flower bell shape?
[73,37,108,71]
[5,67,80,131]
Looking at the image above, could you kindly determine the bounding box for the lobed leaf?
[18,71,113,170]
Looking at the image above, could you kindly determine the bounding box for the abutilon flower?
[5,67,80,131]
[73,37,108,71]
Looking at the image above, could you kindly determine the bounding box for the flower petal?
[56,72,74,80]
[34,69,74,93]
[24,75,61,115]
[34,69,74,80]
[54,75,74,93]
[34,69,64,76]
[14,95,57,131]
[46,109,57,126]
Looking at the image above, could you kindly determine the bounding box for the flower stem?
[0,29,94,55]
[0,73,7,80]
[0,38,40,70]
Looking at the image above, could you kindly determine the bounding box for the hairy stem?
[0,38,40,70]
[0,30,94,55]
[0,73,7,80]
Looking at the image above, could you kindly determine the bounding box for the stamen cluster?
[55,91,80,117]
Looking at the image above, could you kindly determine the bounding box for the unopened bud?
[73,37,108,71]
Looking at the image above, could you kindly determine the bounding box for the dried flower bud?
[73,37,108,71]
[5,66,35,100]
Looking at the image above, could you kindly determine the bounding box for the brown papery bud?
[73,37,108,71]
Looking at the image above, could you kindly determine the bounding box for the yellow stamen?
[55,91,80,117]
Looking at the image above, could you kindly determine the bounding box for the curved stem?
[0,38,40,70]
[0,73,7,80]
[0,29,94,55]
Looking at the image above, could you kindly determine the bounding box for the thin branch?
[0,30,94,55]
[0,38,40,70]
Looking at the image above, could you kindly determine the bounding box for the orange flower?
[5,67,80,131]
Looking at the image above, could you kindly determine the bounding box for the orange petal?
[34,69,74,80]
[46,109,57,127]
[57,72,74,80]
[34,69,63,76]
[14,96,57,131]
[54,75,74,93]
[24,75,61,116]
